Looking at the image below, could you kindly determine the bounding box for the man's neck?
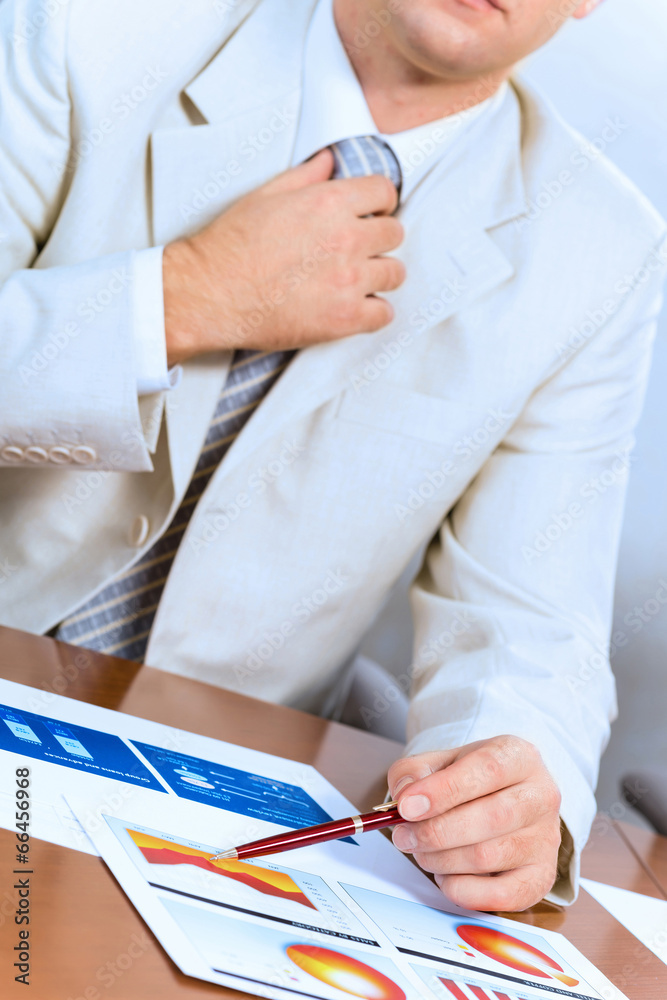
[333,0,509,133]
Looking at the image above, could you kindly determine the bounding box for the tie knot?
[329,135,402,201]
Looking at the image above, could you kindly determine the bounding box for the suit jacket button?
[49,446,73,464]
[129,515,150,548]
[1,446,24,463]
[25,446,48,464]
[72,445,97,465]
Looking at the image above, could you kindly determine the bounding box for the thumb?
[260,148,334,196]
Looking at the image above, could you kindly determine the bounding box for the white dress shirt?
[132,0,505,395]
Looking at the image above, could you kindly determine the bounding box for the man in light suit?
[1,0,665,911]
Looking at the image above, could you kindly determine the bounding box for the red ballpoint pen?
[209,800,405,861]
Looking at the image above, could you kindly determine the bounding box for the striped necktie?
[54,136,402,661]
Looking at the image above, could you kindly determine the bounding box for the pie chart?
[456,925,579,987]
[286,945,406,999]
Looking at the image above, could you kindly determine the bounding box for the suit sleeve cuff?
[132,246,182,395]
[546,818,578,906]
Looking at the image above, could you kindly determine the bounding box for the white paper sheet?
[581,878,667,965]
[65,786,629,1000]
[0,678,630,1000]
[0,677,352,855]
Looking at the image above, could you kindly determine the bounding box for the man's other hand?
[163,148,405,364]
[387,736,562,912]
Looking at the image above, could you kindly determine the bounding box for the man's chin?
[395,9,503,81]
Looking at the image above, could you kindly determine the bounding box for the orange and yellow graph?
[287,945,406,1000]
[456,924,579,988]
[126,829,316,910]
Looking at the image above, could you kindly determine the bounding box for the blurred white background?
[361,0,667,827]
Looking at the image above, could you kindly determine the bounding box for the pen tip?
[210,849,238,861]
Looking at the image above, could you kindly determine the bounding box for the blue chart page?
[131,741,353,837]
[0,704,164,790]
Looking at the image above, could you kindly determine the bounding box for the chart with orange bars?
[438,984,524,1000]
[411,963,580,1000]
[107,818,375,946]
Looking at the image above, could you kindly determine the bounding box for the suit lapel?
[151,0,316,246]
[151,98,301,247]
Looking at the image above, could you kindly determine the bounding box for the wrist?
[163,239,236,364]
[163,240,199,365]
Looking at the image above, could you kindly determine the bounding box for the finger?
[388,751,459,800]
[393,781,556,853]
[357,296,395,333]
[435,863,558,912]
[396,739,541,820]
[359,215,405,256]
[364,257,406,294]
[328,174,399,217]
[261,148,335,194]
[409,828,544,877]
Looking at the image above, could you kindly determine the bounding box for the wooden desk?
[0,626,666,999]
[614,820,667,901]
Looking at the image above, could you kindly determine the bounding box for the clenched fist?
[388,736,563,912]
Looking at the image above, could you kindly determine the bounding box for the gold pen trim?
[210,848,238,861]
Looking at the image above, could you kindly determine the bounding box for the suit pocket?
[334,383,478,447]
